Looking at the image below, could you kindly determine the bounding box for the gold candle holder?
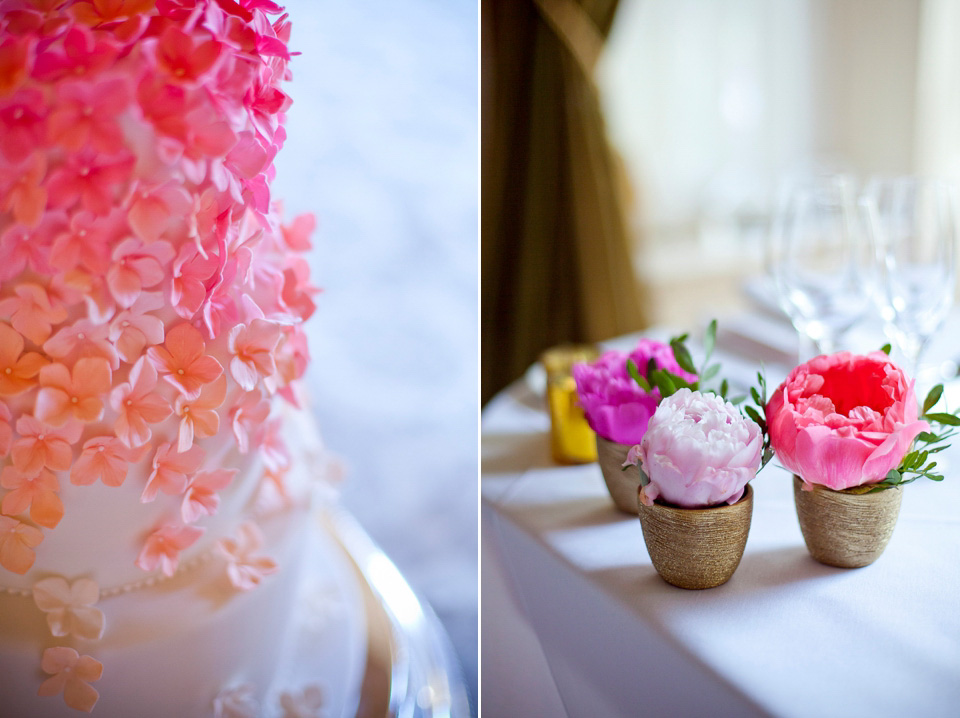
[540,344,600,464]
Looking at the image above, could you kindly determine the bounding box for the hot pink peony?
[765,351,929,490]
[634,389,762,508]
[573,339,697,445]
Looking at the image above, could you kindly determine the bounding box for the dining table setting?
[481,173,960,717]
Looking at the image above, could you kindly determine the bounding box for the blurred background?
[482,0,960,403]
[272,0,478,712]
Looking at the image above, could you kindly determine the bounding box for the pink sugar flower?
[280,259,318,323]
[12,415,82,474]
[0,283,68,345]
[32,23,118,80]
[135,75,190,143]
[171,244,219,320]
[1,466,63,529]
[0,515,43,575]
[181,467,237,524]
[141,442,205,503]
[136,523,204,577]
[109,292,166,364]
[0,402,11,457]
[0,322,47,396]
[157,25,223,83]
[47,77,131,152]
[228,319,281,391]
[35,358,112,426]
[36,646,103,713]
[230,389,269,454]
[174,374,226,452]
[0,35,34,97]
[107,238,174,308]
[0,221,55,281]
[43,318,120,370]
[0,153,47,228]
[49,210,116,274]
[147,322,224,399]
[32,576,105,640]
[71,436,148,487]
[0,87,46,163]
[127,182,192,243]
[280,212,315,251]
[217,521,278,591]
[46,149,134,216]
[257,418,289,472]
[109,357,172,448]
[71,0,156,24]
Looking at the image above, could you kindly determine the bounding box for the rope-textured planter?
[792,475,902,568]
[637,485,753,590]
[596,436,638,514]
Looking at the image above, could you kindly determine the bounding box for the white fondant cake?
[0,1,368,715]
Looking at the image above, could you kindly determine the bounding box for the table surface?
[481,307,960,718]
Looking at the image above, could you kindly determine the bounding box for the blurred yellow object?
[541,344,600,464]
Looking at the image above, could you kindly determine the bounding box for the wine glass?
[767,174,874,360]
[860,176,957,380]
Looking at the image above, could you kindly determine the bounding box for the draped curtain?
[481,0,647,405]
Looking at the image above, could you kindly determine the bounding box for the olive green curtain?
[481,0,647,406]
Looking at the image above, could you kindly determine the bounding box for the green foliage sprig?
[743,369,775,471]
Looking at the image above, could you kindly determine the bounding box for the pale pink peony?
[766,351,929,490]
[634,389,762,508]
[573,339,697,445]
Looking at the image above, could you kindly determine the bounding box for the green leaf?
[750,386,762,405]
[729,395,747,405]
[649,369,677,397]
[720,379,729,398]
[880,343,892,355]
[744,405,764,426]
[671,332,690,345]
[626,359,651,392]
[924,412,960,426]
[703,319,717,359]
[670,340,698,375]
[701,363,721,382]
[917,431,940,444]
[885,469,902,483]
[923,384,944,415]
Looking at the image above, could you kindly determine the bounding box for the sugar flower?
[0,322,47,396]
[49,209,116,274]
[32,24,117,80]
[47,77,131,152]
[228,319,281,391]
[46,148,134,216]
[0,153,47,228]
[279,684,325,718]
[0,87,47,164]
[71,436,147,487]
[35,358,112,426]
[32,576,105,640]
[0,515,43,575]
[632,389,763,508]
[147,322,224,399]
[213,684,259,718]
[0,402,11,457]
[573,339,698,445]
[127,182,192,243]
[0,283,68,345]
[218,522,278,591]
[106,238,174,308]
[171,243,219,319]
[110,357,172,448]
[136,523,204,577]
[109,292,166,364]
[174,374,226,452]
[37,646,103,713]
[141,442,205,503]
[157,24,224,83]
[0,222,54,281]
[230,389,270,453]
[0,35,33,97]
[43,319,120,370]
[182,468,237,524]
[1,466,63,529]
[11,415,82,474]
[257,418,289,472]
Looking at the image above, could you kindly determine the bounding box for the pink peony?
[635,389,762,508]
[573,339,697,445]
[765,351,929,490]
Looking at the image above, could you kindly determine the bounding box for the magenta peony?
[765,351,929,491]
[572,339,697,445]
[633,389,763,508]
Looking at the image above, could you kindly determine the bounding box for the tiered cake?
[0,1,366,715]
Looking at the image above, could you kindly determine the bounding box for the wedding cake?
[0,1,367,715]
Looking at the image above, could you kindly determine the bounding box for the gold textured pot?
[637,485,753,590]
[595,436,639,514]
[792,475,902,568]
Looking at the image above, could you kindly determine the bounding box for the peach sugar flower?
[141,442,204,503]
[109,292,166,364]
[43,318,120,369]
[228,318,281,391]
[11,415,82,474]
[147,322,223,399]
[32,576,105,640]
[218,521,278,591]
[71,436,147,487]
[0,402,11,457]
[0,322,47,396]
[0,154,47,228]
[136,523,204,577]
[109,357,172,448]
[0,283,68,345]
[181,468,237,524]
[1,466,63,529]
[0,515,43,575]
[35,357,112,426]
[106,238,173,308]
[37,646,103,713]
[229,389,269,454]
[174,374,226,452]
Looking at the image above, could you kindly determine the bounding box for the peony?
[765,351,929,491]
[573,339,697,445]
[635,389,762,508]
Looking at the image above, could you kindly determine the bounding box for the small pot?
[792,475,902,568]
[637,484,753,590]
[596,436,639,514]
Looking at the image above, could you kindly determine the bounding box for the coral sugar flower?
[0,466,63,529]
[0,283,68,345]
[181,468,237,524]
[11,415,82,475]
[174,374,226,452]
[109,357,172,448]
[157,25,223,83]
[0,515,43,575]
[35,358,112,426]
[71,436,148,488]
[147,322,223,399]
[37,646,103,713]
[0,323,47,396]
[141,442,204,503]
[228,319,280,391]
[136,523,204,577]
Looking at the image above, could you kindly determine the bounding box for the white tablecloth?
[481,310,960,718]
